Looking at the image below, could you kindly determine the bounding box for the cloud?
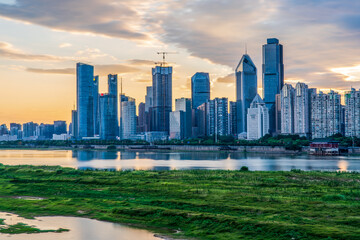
[26,64,140,76]
[216,73,235,83]
[127,59,155,66]
[0,41,63,61]
[0,0,150,41]
[59,43,72,48]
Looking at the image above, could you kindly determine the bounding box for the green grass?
[0,165,359,239]
[0,222,68,234]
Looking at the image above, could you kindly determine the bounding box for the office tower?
[197,103,207,137]
[145,86,153,112]
[235,54,257,134]
[0,124,8,135]
[23,122,38,138]
[9,123,21,137]
[175,98,192,138]
[169,111,185,139]
[36,123,54,140]
[152,66,172,133]
[206,98,229,136]
[71,110,78,139]
[344,88,360,137]
[311,91,341,138]
[137,102,146,133]
[229,101,237,136]
[77,63,95,138]
[275,94,281,134]
[294,83,316,137]
[93,75,99,136]
[99,94,117,140]
[54,121,67,135]
[120,95,137,140]
[247,94,269,140]
[262,38,284,134]
[281,84,295,134]
[191,72,210,109]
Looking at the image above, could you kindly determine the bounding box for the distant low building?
[310,139,339,156]
[247,94,269,140]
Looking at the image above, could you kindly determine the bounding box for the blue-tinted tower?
[93,75,99,136]
[235,54,257,133]
[108,74,118,136]
[191,72,210,109]
[76,63,95,138]
[262,38,284,134]
[99,94,117,140]
[152,66,172,133]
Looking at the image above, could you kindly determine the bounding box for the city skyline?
[0,0,359,125]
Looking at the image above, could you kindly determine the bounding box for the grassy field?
[0,165,359,239]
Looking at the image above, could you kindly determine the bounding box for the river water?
[0,212,160,240]
[0,149,358,171]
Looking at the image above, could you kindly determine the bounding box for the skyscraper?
[71,110,78,139]
[120,95,137,140]
[229,101,237,136]
[169,111,185,140]
[93,75,99,136]
[281,84,295,134]
[152,66,172,133]
[76,63,95,138]
[235,54,257,134]
[99,94,117,140]
[262,38,284,134]
[54,121,67,135]
[247,94,269,140]
[191,72,210,109]
[108,74,118,136]
[137,102,146,133]
[345,88,360,137]
[275,94,281,134]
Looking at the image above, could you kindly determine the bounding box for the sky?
[0,0,360,125]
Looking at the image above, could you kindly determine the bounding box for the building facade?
[294,83,316,137]
[93,75,99,136]
[247,95,269,140]
[99,94,117,140]
[344,88,360,137]
[152,66,172,133]
[311,91,341,138]
[120,95,137,140]
[175,98,192,139]
[206,98,229,137]
[262,38,284,134]
[235,54,257,134]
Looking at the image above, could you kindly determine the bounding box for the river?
[0,149,358,171]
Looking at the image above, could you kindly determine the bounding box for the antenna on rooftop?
[245,43,247,55]
[156,51,178,66]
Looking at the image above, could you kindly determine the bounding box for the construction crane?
[156,51,178,66]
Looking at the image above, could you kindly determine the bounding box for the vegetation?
[0,165,359,239]
[0,222,68,234]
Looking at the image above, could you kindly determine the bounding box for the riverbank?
[0,165,359,239]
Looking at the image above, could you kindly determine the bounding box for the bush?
[240,166,249,171]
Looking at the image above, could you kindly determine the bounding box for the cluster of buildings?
[1,38,360,142]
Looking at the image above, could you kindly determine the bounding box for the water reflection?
[1,149,360,171]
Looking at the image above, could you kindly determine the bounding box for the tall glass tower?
[262,38,284,134]
[152,66,172,133]
[191,72,210,109]
[76,63,95,138]
[108,74,118,136]
[235,54,257,133]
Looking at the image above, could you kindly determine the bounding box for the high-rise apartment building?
[137,102,146,133]
[311,91,341,138]
[294,83,316,137]
[169,111,185,140]
[281,84,295,134]
[191,72,210,109]
[262,38,284,134]
[229,101,237,136]
[275,94,281,134]
[344,88,360,137]
[152,66,172,133]
[76,63,95,138]
[247,94,269,140]
[99,94,117,140]
[235,54,257,134]
[206,98,229,136]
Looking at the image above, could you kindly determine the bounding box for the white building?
[345,88,360,137]
[169,111,185,139]
[281,84,295,134]
[120,96,137,140]
[294,83,316,137]
[247,94,269,140]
